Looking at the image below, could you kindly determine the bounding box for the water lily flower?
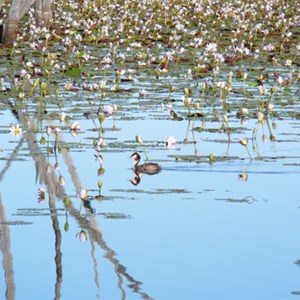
[77,229,88,242]
[205,42,217,53]
[79,189,88,200]
[46,163,52,174]
[241,108,249,116]
[70,121,80,131]
[239,137,248,146]
[285,60,292,67]
[64,83,72,91]
[95,154,103,164]
[258,85,268,95]
[59,175,65,186]
[60,112,66,122]
[19,92,25,99]
[139,89,147,97]
[37,188,46,203]
[165,136,177,149]
[257,111,264,122]
[102,105,117,115]
[183,96,192,107]
[239,174,248,181]
[267,103,274,112]
[135,135,144,144]
[46,126,52,136]
[193,103,200,110]
[70,130,80,138]
[98,180,103,188]
[184,87,191,96]
[99,80,106,90]
[277,76,284,86]
[10,124,22,137]
[239,137,252,159]
[54,127,61,136]
[97,138,106,151]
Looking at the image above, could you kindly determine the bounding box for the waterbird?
[130,152,161,175]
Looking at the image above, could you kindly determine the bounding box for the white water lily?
[46,126,52,136]
[239,137,248,147]
[10,124,22,137]
[70,121,80,131]
[60,112,66,122]
[135,135,143,144]
[241,108,249,116]
[267,103,274,112]
[257,111,264,122]
[97,138,106,151]
[79,189,88,200]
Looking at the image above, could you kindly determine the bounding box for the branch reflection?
[0,196,16,300]
[17,109,153,299]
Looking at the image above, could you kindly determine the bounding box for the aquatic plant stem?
[245,145,252,160]
[184,119,191,142]
[142,146,148,160]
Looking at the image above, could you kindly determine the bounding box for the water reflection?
[0,105,153,299]
[130,152,161,185]
[0,196,16,300]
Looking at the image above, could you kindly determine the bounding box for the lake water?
[0,100,300,299]
[0,0,300,297]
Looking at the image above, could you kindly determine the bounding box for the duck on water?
[130,152,161,185]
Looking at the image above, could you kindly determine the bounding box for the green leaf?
[65,67,81,77]
[248,82,259,87]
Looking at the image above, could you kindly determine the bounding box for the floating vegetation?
[93,195,120,201]
[0,220,33,226]
[98,213,132,220]
[111,188,191,195]
[14,208,65,217]
[283,163,300,167]
[215,196,258,204]
[0,1,299,299]
[0,0,299,216]
[169,154,240,163]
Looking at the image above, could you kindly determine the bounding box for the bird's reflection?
[129,152,161,185]
[130,173,141,186]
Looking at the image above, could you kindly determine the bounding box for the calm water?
[1,0,300,298]
[0,103,300,299]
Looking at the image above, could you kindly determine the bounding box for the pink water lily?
[77,230,88,242]
[165,136,176,149]
[102,105,117,115]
